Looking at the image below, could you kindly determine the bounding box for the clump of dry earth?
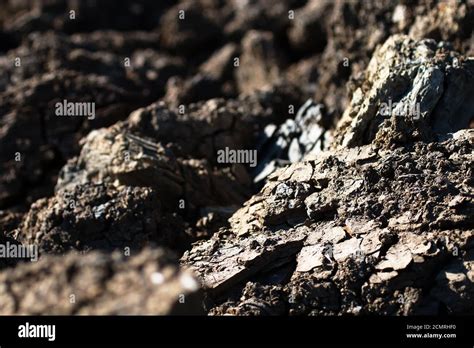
[0,0,472,315]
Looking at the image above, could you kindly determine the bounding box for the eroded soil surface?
[0,0,472,315]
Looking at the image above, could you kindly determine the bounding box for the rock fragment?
[253,99,327,183]
[333,34,474,148]
[182,226,306,294]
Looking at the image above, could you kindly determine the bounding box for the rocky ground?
[0,0,472,315]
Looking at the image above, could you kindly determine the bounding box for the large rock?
[182,130,474,315]
[333,34,474,149]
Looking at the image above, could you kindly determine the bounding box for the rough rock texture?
[333,34,474,149]
[13,182,167,253]
[183,130,474,315]
[0,248,204,315]
[0,30,185,211]
[131,85,304,162]
[10,86,305,254]
[1,0,472,214]
[253,99,329,183]
[0,1,473,316]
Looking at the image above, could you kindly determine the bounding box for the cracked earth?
[0,0,473,315]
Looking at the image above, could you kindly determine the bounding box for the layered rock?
[183,129,473,315]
